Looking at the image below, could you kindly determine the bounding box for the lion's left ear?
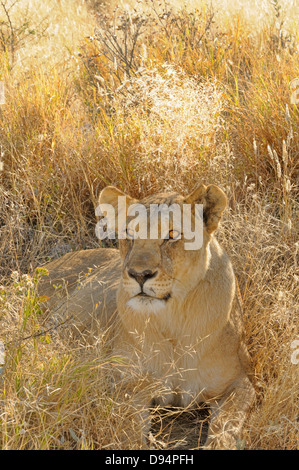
[184,184,227,234]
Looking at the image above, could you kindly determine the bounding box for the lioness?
[40,184,255,449]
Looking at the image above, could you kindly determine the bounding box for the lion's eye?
[126,228,135,240]
[168,230,181,240]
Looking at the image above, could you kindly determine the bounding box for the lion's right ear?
[98,186,138,232]
[99,186,137,209]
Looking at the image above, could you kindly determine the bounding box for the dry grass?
[0,0,298,450]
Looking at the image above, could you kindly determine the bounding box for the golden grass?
[0,0,298,450]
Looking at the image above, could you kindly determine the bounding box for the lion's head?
[99,184,227,315]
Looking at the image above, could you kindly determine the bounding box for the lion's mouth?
[136,292,171,301]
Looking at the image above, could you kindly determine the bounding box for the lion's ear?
[98,186,138,232]
[99,186,137,208]
[185,184,227,234]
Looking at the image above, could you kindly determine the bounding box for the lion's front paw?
[203,432,240,450]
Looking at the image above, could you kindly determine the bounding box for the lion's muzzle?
[127,268,158,288]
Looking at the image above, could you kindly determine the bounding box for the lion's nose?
[127,268,157,287]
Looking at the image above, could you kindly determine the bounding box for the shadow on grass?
[150,405,210,450]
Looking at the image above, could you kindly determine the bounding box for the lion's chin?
[126,295,169,314]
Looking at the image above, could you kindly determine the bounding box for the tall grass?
[0,0,298,449]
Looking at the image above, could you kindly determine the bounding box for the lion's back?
[38,248,121,336]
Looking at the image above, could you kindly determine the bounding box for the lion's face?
[99,184,227,314]
[119,197,211,314]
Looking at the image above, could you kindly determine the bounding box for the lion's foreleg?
[204,375,255,450]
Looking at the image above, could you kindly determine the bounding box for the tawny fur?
[39,184,255,449]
